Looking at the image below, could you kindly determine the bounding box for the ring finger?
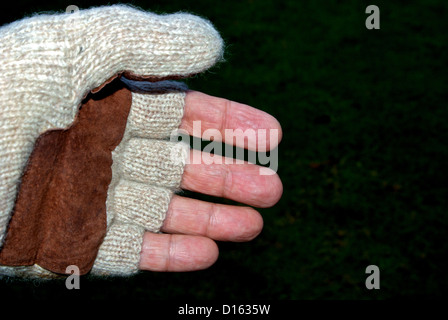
[161,194,264,241]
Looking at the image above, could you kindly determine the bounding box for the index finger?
[180,91,282,152]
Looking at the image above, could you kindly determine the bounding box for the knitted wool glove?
[0,5,223,278]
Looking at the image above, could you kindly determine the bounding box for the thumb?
[68,5,224,91]
[0,5,224,118]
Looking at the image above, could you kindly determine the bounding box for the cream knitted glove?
[0,5,223,278]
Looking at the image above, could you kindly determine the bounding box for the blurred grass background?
[0,0,447,300]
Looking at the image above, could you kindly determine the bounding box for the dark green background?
[0,0,446,300]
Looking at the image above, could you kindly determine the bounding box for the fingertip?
[236,207,264,242]
[259,112,283,151]
[271,172,284,206]
[195,236,220,270]
[271,117,283,149]
[251,208,265,239]
[173,235,219,271]
[257,172,283,208]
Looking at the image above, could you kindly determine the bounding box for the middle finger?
[181,149,283,208]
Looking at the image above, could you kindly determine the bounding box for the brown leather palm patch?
[0,79,132,275]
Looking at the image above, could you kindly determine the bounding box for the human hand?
[0,5,282,278]
[138,89,283,272]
